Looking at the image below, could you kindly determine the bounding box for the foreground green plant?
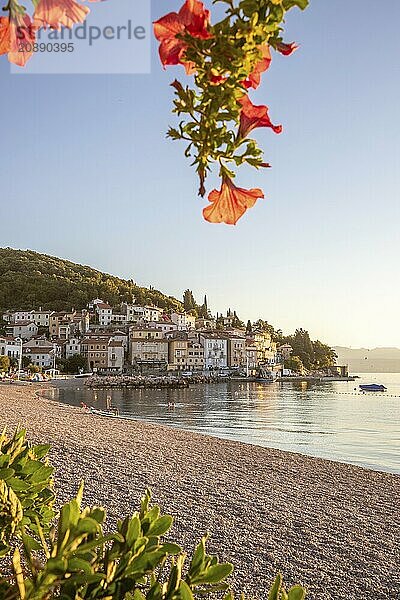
[0,427,55,557]
[0,428,306,599]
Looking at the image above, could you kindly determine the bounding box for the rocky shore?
[84,374,225,389]
[0,383,399,599]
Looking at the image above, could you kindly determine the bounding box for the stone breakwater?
[84,374,224,389]
[0,385,399,600]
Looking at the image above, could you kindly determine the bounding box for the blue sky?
[1,0,400,348]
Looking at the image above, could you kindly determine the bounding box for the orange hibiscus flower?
[243,44,271,90]
[33,0,97,30]
[0,13,35,67]
[238,95,282,138]
[276,41,298,56]
[0,17,10,56]
[153,0,212,74]
[203,177,264,225]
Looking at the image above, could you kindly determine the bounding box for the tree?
[9,357,18,369]
[0,249,183,316]
[28,364,40,374]
[198,294,209,318]
[231,311,244,328]
[284,356,304,374]
[183,289,196,313]
[254,319,275,336]
[0,355,10,373]
[312,340,337,369]
[22,356,31,369]
[215,315,224,330]
[63,354,87,374]
[290,328,315,371]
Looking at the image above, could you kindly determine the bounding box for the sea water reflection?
[45,373,400,473]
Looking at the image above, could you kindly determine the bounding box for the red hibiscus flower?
[276,41,298,56]
[33,0,96,30]
[153,0,212,74]
[0,17,10,56]
[238,95,282,138]
[203,176,264,225]
[243,44,271,90]
[0,12,36,66]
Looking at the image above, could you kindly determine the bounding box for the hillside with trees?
[0,248,336,371]
[0,248,183,313]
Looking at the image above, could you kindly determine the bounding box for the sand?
[0,383,399,599]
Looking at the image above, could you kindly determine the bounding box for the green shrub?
[0,429,306,599]
[0,428,55,557]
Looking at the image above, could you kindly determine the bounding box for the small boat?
[359,384,387,392]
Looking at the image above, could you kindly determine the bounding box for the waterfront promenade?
[0,384,399,599]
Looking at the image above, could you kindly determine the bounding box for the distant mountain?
[0,248,183,314]
[334,346,400,373]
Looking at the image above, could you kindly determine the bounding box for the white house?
[144,306,163,322]
[199,333,228,370]
[0,337,22,360]
[31,309,54,328]
[187,341,205,371]
[122,303,145,323]
[130,339,168,365]
[122,304,163,324]
[111,313,128,326]
[65,337,81,359]
[88,298,105,310]
[107,341,124,373]
[25,348,55,369]
[96,303,113,326]
[13,311,33,323]
[6,321,38,340]
[171,313,196,331]
[110,331,128,353]
[147,321,176,335]
[2,312,14,323]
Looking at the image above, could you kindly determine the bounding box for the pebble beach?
[1,383,399,599]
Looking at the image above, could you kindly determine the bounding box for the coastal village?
[0,299,281,378]
[0,297,347,381]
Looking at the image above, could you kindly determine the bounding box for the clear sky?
[1,0,399,348]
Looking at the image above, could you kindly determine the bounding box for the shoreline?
[39,383,399,476]
[0,384,399,599]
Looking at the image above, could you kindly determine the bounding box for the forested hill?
[0,248,183,313]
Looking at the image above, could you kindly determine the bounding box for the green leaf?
[32,444,51,459]
[8,477,30,492]
[46,557,68,575]
[29,465,53,484]
[126,515,141,546]
[21,533,42,552]
[147,515,173,537]
[189,536,206,574]
[68,557,94,575]
[0,468,15,480]
[161,542,182,555]
[269,574,283,600]
[287,585,307,600]
[179,580,194,600]
[195,563,233,584]
[282,0,309,9]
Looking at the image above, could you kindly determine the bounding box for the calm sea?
[45,373,400,474]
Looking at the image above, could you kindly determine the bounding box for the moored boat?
[359,384,387,392]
